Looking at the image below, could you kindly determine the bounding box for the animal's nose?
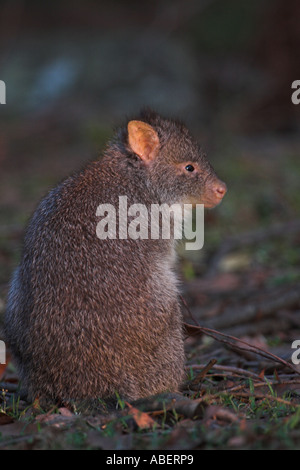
[213,181,227,199]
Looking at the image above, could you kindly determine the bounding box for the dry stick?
[187,322,300,376]
[202,391,298,408]
[180,295,200,327]
[223,379,300,395]
[229,392,298,408]
[186,363,264,381]
[180,296,300,377]
[188,376,300,400]
[192,359,218,383]
[181,359,218,390]
[207,392,298,408]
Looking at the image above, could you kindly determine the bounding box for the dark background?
[1,0,300,450]
[0,0,300,313]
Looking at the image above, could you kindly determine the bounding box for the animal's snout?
[212,180,227,200]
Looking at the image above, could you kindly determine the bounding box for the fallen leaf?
[125,402,156,430]
[33,398,41,410]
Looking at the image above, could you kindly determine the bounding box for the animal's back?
[5,159,184,404]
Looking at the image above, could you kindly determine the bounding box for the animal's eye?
[185,164,195,172]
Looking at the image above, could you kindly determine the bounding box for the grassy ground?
[0,118,300,450]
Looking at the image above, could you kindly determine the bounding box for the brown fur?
[4,109,226,406]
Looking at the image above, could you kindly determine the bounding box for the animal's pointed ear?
[127,120,160,163]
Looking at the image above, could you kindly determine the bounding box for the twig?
[181,296,300,377]
[191,359,218,383]
[180,295,199,327]
[184,321,300,376]
[229,392,298,408]
[223,379,300,395]
[186,363,264,381]
[181,359,218,391]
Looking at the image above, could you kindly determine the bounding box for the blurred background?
[0,0,300,328]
